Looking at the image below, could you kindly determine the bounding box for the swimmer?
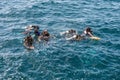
[32,25,39,30]
[39,30,50,41]
[81,27,93,37]
[23,25,33,34]
[34,28,41,41]
[24,35,34,49]
[23,25,39,34]
[34,29,40,36]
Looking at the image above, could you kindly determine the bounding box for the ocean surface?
[0,0,120,80]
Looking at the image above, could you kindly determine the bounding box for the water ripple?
[0,0,120,80]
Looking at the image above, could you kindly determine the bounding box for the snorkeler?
[24,35,34,49]
[23,25,40,35]
[33,28,41,41]
[34,27,40,36]
[83,27,101,40]
[39,30,50,41]
[81,27,93,37]
[23,25,33,34]
[32,25,39,30]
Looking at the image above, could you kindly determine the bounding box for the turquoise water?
[0,0,120,80]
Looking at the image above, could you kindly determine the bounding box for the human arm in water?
[88,32,93,37]
[60,31,69,35]
[66,35,77,40]
[60,29,77,36]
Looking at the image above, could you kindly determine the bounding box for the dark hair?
[69,29,76,33]
[86,27,92,33]
[32,25,39,30]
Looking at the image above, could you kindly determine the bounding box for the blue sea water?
[0,0,120,80]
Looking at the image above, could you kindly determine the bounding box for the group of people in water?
[60,27,93,40]
[23,25,94,49]
[23,25,50,49]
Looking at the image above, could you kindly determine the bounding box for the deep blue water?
[0,0,120,80]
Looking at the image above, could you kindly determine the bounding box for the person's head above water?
[32,25,39,30]
[83,27,93,37]
[86,27,92,33]
[42,30,50,37]
[69,29,76,33]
